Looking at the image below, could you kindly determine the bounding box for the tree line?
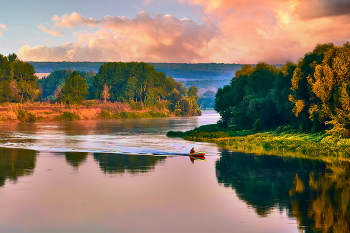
[215,42,350,137]
[0,56,201,116]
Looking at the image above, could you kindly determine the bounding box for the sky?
[0,0,349,64]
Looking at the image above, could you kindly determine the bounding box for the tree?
[12,59,38,102]
[38,69,95,100]
[60,71,89,105]
[289,43,336,131]
[124,76,138,102]
[102,84,110,104]
[0,54,13,102]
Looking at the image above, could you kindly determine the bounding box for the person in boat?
[190,148,195,155]
[189,148,195,163]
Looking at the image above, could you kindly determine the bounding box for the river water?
[0,110,349,233]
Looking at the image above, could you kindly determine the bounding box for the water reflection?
[93,153,167,174]
[0,110,220,155]
[0,147,36,187]
[65,152,88,169]
[215,150,350,232]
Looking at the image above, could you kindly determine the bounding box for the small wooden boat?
[194,151,205,156]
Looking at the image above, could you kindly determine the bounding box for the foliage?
[215,62,288,129]
[38,70,94,100]
[17,109,36,122]
[93,62,201,116]
[215,42,350,138]
[0,53,39,103]
[100,110,169,119]
[59,71,89,105]
[56,111,80,121]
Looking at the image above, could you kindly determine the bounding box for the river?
[0,110,348,232]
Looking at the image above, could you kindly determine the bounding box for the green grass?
[169,124,350,162]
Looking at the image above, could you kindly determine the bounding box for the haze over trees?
[215,42,350,137]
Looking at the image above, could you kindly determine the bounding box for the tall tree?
[0,54,13,102]
[60,71,89,105]
[12,60,38,102]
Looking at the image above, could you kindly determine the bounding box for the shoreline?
[0,101,173,122]
[167,124,350,163]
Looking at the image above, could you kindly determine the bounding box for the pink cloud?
[0,23,7,36]
[18,1,350,63]
[38,25,64,37]
[179,0,350,63]
[19,12,218,62]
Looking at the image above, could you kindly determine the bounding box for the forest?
[215,42,350,138]
[30,61,244,109]
[0,56,201,118]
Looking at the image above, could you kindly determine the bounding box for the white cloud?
[38,25,64,36]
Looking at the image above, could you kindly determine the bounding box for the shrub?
[100,110,114,119]
[17,109,36,122]
[85,100,96,107]
[56,111,80,121]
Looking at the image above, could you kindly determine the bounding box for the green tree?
[215,62,280,129]
[60,71,89,105]
[38,70,95,100]
[124,76,138,102]
[289,43,336,131]
[92,62,201,116]
[12,59,38,102]
[0,54,14,102]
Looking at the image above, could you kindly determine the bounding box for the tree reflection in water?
[0,147,36,187]
[93,153,166,174]
[216,150,350,232]
[65,152,88,169]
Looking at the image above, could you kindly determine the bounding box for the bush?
[100,110,114,119]
[17,109,36,122]
[85,100,96,107]
[130,102,143,111]
[56,111,80,121]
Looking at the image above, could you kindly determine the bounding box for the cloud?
[38,25,64,36]
[296,0,350,20]
[0,23,7,36]
[143,0,154,5]
[18,0,350,63]
[19,12,218,62]
[176,0,350,63]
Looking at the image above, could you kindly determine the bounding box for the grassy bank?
[0,101,171,122]
[167,124,350,162]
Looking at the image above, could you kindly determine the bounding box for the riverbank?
[167,124,350,162]
[0,101,171,122]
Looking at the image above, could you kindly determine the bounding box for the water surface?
[0,110,348,232]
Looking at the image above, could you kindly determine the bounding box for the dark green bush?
[56,111,80,121]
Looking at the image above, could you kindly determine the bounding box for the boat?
[194,151,205,156]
